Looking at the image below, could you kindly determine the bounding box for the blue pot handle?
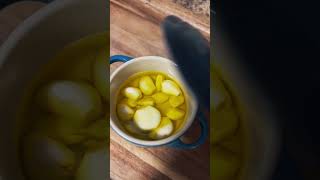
[168,109,208,149]
[110,55,133,64]
[110,54,208,149]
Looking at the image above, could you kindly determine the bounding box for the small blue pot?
[110,55,208,149]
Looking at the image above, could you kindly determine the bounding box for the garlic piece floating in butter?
[152,92,169,104]
[117,103,134,121]
[155,74,164,91]
[122,87,142,100]
[161,80,181,96]
[149,117,173,139]
[169,95,185,107]
[166,108,185,120]
[139,76,156,95]
[134,106,161,130]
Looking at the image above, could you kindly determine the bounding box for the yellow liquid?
[116,71,187,140]
[16,33,109,179]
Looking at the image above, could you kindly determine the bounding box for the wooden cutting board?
[110,0,210,179]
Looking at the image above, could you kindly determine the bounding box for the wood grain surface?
[110,0,210,179]
[110,0,210,40]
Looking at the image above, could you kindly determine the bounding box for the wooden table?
[0,1,210,179]
[110,0,210,179]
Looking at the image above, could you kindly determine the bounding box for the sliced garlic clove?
[161,80,181,96]
[151,75,157,81]
[149,117,173,139]
[37,81,102,126]
[139,76,156,95]
[124,121,143,135]
[117,103,134,121]
[155,74,164,91]
[120,98,137,108]
[166,108,185,120]
[152,92,169,104]
[169,95,185,107]
[137,97,155,106]
[33,116,86,145]
[79,118,108,140]
[155,101,172,115]
[127,98,138,107]
[134,106,161,130]
[122,87,142,100]
[129,78,140,88]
